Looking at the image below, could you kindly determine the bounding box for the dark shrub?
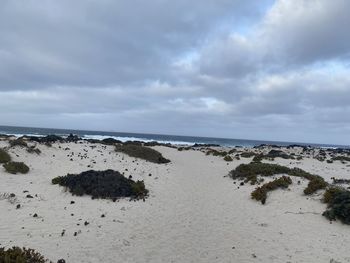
[123,141,143,146]
[115,144,170,163]
[0,246,50,263]
[0,149,11,163]
[251,176,292,204]
[101,138,122,145]
[322,188,350,224]
[66,133,81,142]
[52,169,148,199]
[9,138,28,148]
[264,150,291,159]
[3,162,30,174]
[223,155,233,162]
[332,178,350,185]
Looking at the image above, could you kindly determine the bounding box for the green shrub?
[240,152,256,158]
[0,149,11,163]
[9,138,28,148]
[288,168,327,195]
[223,155,233,162]
[52,176,64,185]
[252,154,263,163]
[26,146,41,155]
[131,180,148,197]
[115,144,170,163]
[251,176,292,204]
[323,187,345,204]
[229,163,327,195]
[303,177,327,195]
[229,163,291,179]
[52,169,148,200]
[3,162,30,174]
[0,246,51,263]
[206,149,227,157]
[229,162,290,185]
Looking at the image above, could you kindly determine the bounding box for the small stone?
[16,204,21,209]
[26,194,34,198]
[33,213,38,218]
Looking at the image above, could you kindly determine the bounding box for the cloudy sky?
[1,0,350,145]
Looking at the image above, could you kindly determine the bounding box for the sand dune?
[0,140,350,262]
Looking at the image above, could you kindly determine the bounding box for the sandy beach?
[1,137,350,263]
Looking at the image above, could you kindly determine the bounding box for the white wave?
[82,134,194,145]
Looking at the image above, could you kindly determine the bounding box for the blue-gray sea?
[0,125,347,148]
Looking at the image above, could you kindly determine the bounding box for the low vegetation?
[0,148,11,163]
[229,162,290,183]
[240,152,256,158]
[288,168,327,195]
[0,246,51,263]
[9,138,28,148]
[251,176,292,204]
[229,162,327,195]
[223,155,233,162]
[206,149,227,157]
[332,156,350,162]
[251,150,295,162]
[332,178,350,185]
[323,187,350,224]
[52,169,148,200]
[115,144,170,163]
[26,146,41,155]
[264,149,293,159]
[3,162,30,174]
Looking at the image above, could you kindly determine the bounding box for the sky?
[1,0,350,145]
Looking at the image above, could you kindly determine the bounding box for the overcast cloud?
[1,0,350,145]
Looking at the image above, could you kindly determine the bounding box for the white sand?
[1,140,350,262]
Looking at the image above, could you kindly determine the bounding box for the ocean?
[0,125,347,148]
